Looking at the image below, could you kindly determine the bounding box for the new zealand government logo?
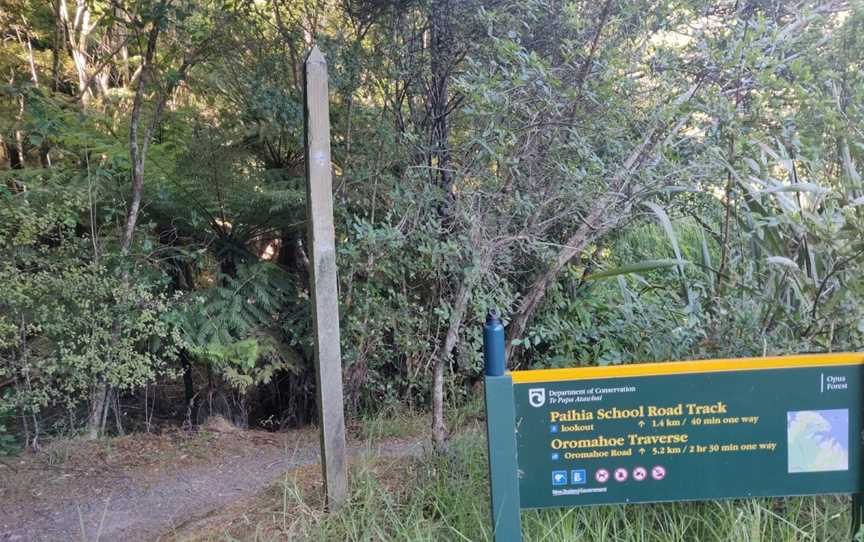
[528,388,546,408]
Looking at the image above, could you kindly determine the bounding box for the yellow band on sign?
[508,352,864,384]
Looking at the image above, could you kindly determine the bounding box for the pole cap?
[486,308,501,324]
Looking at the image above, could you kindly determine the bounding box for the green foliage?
[181,263,290,345]
[523,262,705,367]
[0,242,180,420]
[3,0,864,445]
[0,425,16,456]
[197,335,300,392]
[0,394,18,456]
[0,112,180,431]
[175,262,303,397]
[520,3,864,370]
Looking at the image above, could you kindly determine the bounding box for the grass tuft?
[201,432,859,541]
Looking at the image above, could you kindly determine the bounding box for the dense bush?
[1,0,863,445]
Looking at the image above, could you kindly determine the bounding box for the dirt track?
[0,429,424,542]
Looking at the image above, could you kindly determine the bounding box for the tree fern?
[177,261,297,391]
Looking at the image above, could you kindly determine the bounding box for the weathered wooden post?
[304,45,348,509]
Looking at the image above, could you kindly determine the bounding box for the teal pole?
[484,310,506,376]
[484,310,522,541]
[852,494,863,540]
[854,399,864,540]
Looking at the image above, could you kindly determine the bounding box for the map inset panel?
[787,409,849,473]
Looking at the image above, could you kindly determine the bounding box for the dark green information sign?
[482,348,864,542]
[514,358,863,508]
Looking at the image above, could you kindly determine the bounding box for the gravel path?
[0,437,425,542]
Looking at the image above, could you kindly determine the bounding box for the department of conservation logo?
[528,388,546,408]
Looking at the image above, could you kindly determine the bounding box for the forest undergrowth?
[188,432,858,542]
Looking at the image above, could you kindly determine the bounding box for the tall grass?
[259,433,858,541]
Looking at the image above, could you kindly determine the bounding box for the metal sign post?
[483,311,521,541]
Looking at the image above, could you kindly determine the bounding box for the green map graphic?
[787,409,849,473]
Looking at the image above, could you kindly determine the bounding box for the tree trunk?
[3,141,23,170]
[505,205,610,362]
[86,19,162,440]
[59,0,94,103]
[180,349,198,423]
[431,277,471,447]
[428,0,454,200]
[13,131,25,170]
[87,384,107,439]
[84,6,203,438]
[505,121,670,362]
[52,0,62,92]
[431,229,491,447]
[427,0,461,449]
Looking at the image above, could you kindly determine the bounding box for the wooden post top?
[306,44,326,65]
